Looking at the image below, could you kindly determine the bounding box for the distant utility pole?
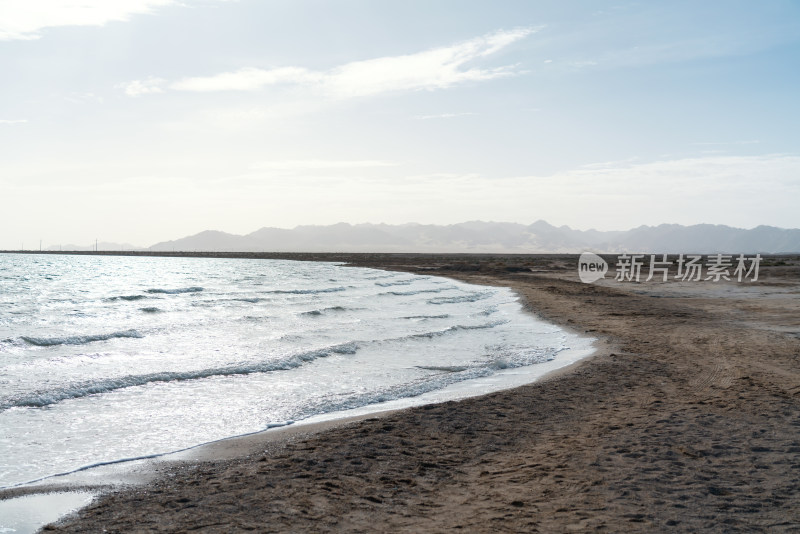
[95,238,98,252]
[40,240,42,251]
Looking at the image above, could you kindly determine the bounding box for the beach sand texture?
[40,253,800,532]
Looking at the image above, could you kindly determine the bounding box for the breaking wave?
[427,292,492,305]
[20,330,144,347]
[145,287,204,294]
[415,365,469,372]
[265,286,348,295]
[300,306,348,317]
[375,279,415,287]
[106,295,148,302]
[299,346,558,418]
[379,288,444,296]
[2,341,361,410]
[403,320,509,340]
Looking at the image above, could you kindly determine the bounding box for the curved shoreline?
[0,260,597,533]
[10,252,800,532]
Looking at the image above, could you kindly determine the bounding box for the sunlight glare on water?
[0,254,577,488]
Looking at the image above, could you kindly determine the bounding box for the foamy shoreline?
[0,264,596,533]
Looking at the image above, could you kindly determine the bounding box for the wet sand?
[39,253,800,532]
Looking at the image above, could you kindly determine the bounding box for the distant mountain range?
[145,221,800,253]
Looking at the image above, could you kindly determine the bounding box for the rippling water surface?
[0,254,576,487]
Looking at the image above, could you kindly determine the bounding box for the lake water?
[0,254,585,489]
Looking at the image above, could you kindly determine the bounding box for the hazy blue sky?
[1,0,799,248]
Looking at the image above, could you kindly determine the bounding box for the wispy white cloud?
[118,77,165,97]
[171,67,322,92]
[0,0,175,40]
[322,27,536,98]
[156,99,330,132]
[494,154,800,229]
[250,160,397,171]
[147,27,537,98]
[0,119,28,124]
[542,155,800,192]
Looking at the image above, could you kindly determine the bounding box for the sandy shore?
[40,253,800,532]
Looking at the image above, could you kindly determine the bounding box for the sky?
[1,0,799,249]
